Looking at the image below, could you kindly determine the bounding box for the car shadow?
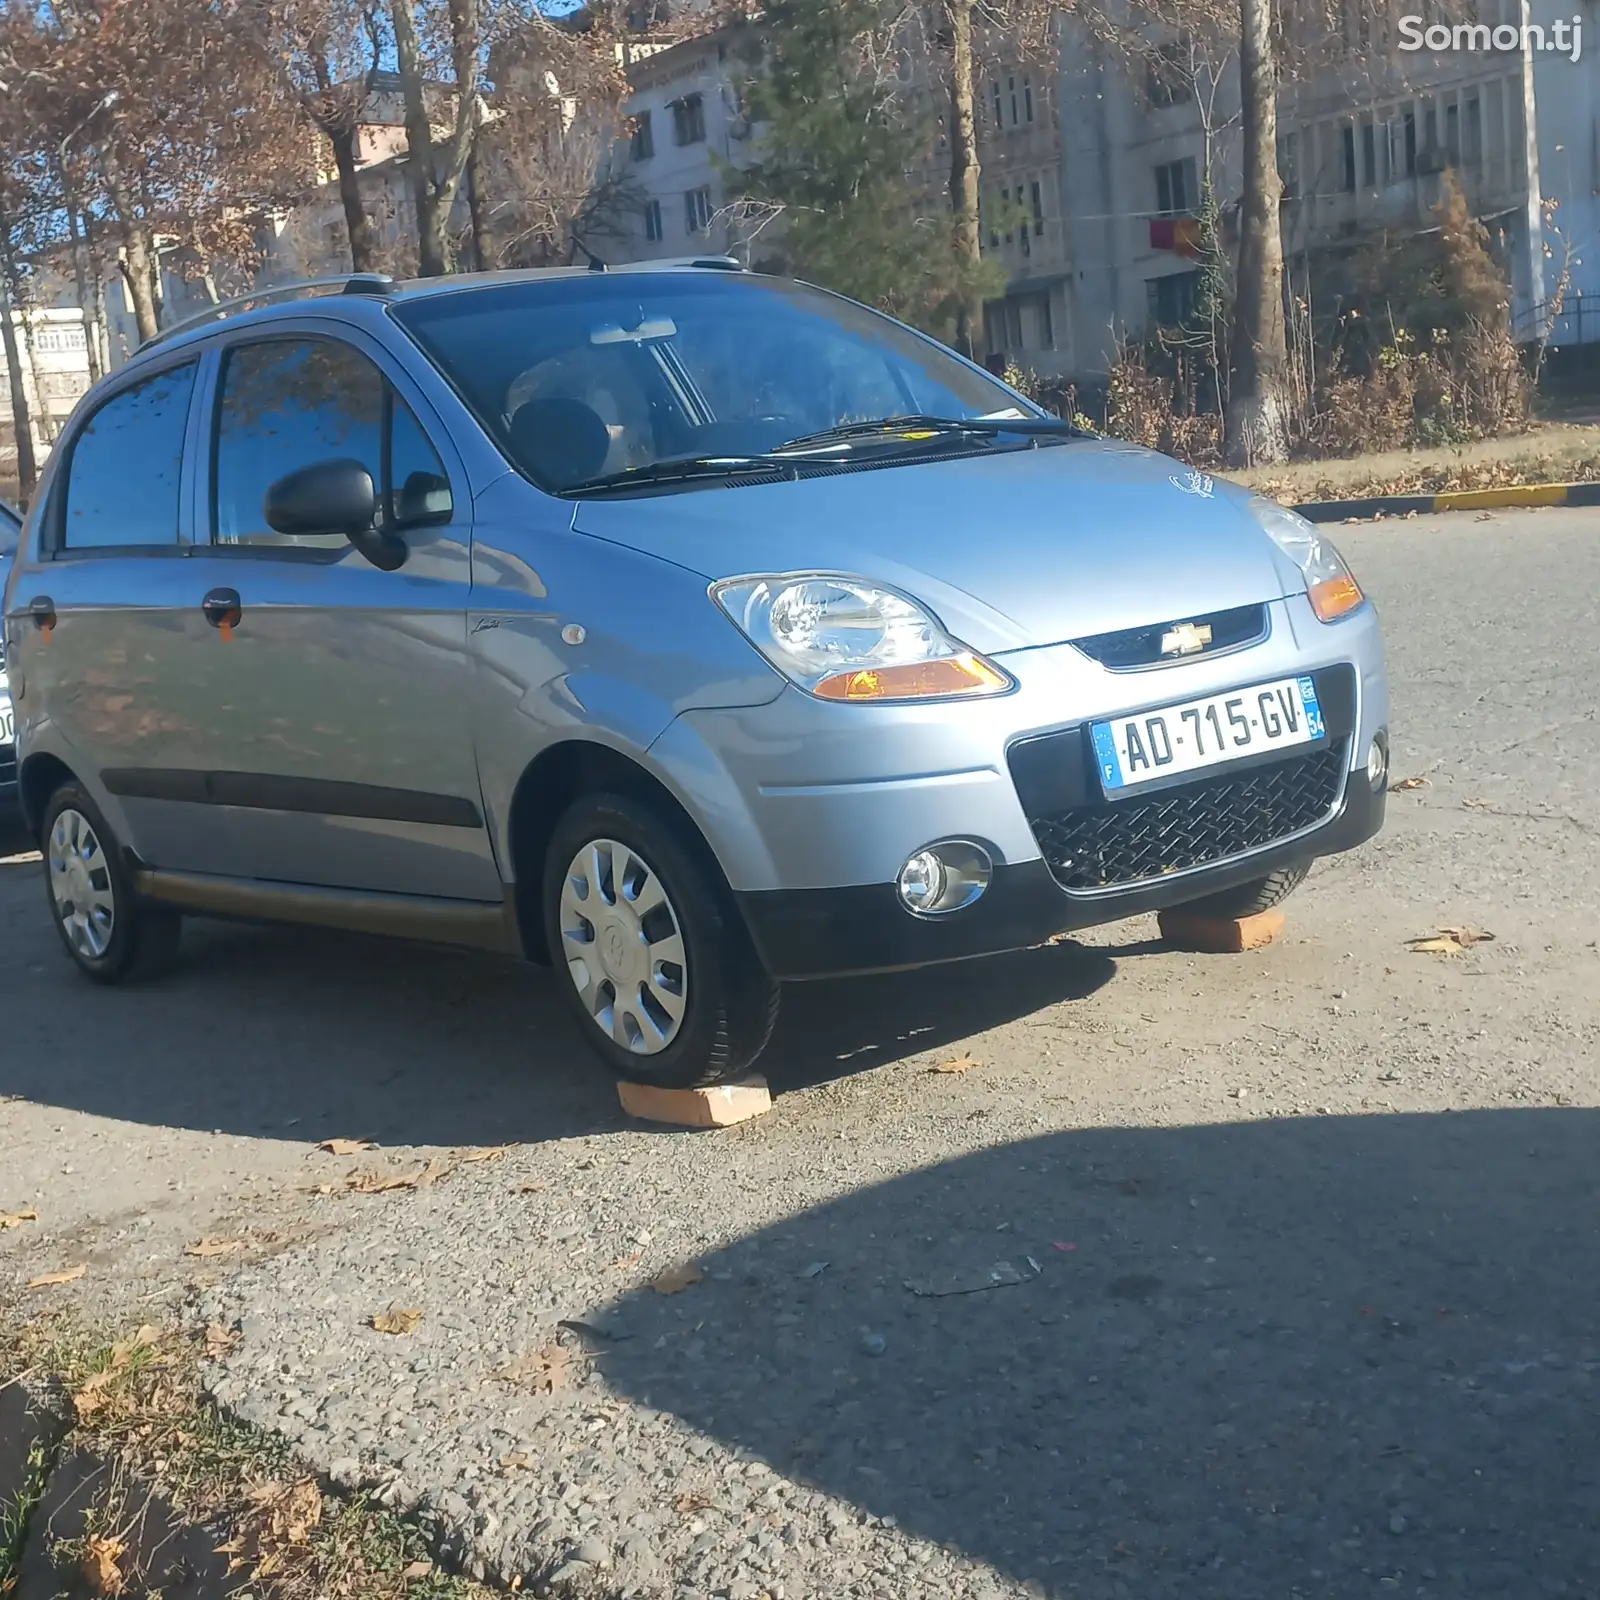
[0,827,1116,1146]
[595,1107,1600,1598]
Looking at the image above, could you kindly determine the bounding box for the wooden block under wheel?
[1156,907,1287,954]
[617,1076,773,1128]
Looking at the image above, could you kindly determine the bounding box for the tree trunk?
[58,167,105,384]
[328,121,380,272]
[1224,0,1289,467]
[467,136,496,271]
[81,213,118,371]
[945,0,983,360]
[100,152,161,344]
[391,0,449,276]
[0,204,38,500]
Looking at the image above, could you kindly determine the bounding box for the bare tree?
[390,0,482,276]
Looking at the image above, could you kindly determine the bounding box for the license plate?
[1091,676,1325,793]
[0,689,12,748]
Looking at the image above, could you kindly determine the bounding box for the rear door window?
[61,362,197,549]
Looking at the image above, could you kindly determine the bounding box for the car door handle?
[28,595,56,632]
[202,587,243,632]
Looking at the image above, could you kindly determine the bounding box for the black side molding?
[101,769,482,829]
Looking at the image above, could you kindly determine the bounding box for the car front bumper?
[651,594,1389,979]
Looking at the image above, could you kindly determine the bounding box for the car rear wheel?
[543,792,779,1088]
[42,782,181,983]
[1174,860,1311,921]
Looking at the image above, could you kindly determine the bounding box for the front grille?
[1071,603,1267,669]
[1023,743,1347,891]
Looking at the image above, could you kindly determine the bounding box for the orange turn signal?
[814,653,1010,701]
[1308,575,1364,622]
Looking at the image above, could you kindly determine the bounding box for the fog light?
[896,840,992,916]
[1367,733,1389,792]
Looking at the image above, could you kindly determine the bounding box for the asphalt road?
[3,506,1598,1599]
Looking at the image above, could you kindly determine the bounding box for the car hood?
[570,441,1303,653]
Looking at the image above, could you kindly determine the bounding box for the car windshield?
[392,273,1029,493]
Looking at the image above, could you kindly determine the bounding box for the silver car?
[1,264,1387,1087]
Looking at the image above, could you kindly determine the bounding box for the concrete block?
[617,1076,772,1128]
[1157,907,1287,953]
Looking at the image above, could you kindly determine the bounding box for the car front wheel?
[41,782,181,982]
[1174,860,1311,921]
[542,792,779,1088]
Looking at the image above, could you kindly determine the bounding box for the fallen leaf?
[608,1250,643,1270]
[274,1479,322,1543]
[495,1341,574,1394]
[1461,796,1493,809]
[402,1560,435,1580]
[205,1322,238,1357]
[27,1263,86,1289]
[345,1158,453,1195]
[649,1262,705,1295]
[499,1454,534,1472]
[674,1491,713,1515]
[1388,775,1431,792]
[370,1308,423,1335]
[1407,926,1496,956]
[185,1237,247,1258]
[81,1535,125,1596]
[905,1258,1042,1297]
[929,1053,981,1074]
[458,1144,517,1163]
[317,1138,375,1156]
[0,1208,37,1230]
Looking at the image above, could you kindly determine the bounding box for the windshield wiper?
[562,454,795,496]
[776,413,1088,452]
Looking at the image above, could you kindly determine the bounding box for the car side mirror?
[263,459,407,571]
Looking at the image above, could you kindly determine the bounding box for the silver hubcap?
[559,837,687,1054]
[48,808,116,960]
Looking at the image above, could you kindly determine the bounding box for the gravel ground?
[5,508,1600,1599]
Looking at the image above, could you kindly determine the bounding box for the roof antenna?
[573,235,608,272]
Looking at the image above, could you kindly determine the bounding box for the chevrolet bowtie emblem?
[1159,621,1213,657]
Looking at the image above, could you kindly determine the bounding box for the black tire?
[1175,860,1311,921]
[40,782,181,984]
[542,791,779,1089]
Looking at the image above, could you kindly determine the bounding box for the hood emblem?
[1170,469,1215,497]
[1160,621,1213,657]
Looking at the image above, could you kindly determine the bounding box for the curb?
[1292,481,1600,523]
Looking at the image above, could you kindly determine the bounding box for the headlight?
[1251,498,1365,622]
[711,574,1013,702]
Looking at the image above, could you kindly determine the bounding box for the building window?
[1403,109,1418,176]
[1023,74,1034,123]
[643,198,663,242]
[1153,157,1196,218]
[1030,179,1045,235]
[1146,40,1187,108]
[991,80,1003,129]
[631,111,654,161]
[1008,75,1019,126]
[1277,131,1299,199]
[1146,270,1199,327]
[684,185,713,233]
[671,93,705,146]
[1464,93,1482,167]
[1445,100,1460,164]
[1361,118,1377,186]
[1341,124,1357,192]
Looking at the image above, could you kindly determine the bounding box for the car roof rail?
[138,273,397,351]
[611,255,746,274]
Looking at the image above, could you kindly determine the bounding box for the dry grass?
[1227,420,1600,505]
[0,1314,491,1600]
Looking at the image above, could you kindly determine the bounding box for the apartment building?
[1060,0,1596,376]
[618,29,759,263]
[0,307,93,476]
